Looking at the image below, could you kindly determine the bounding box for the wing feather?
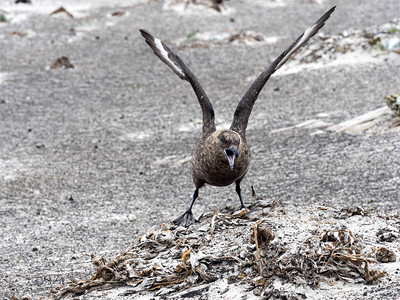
[140,29,186,80]
[140,29,216,137]
[230,6,336,138]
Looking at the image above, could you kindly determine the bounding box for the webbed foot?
[173,210,197,228]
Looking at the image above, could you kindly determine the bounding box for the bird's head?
[218,131,240,171]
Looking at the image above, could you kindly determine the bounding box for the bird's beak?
[224,146,239,171]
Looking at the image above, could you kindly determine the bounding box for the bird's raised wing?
[139,29,216,137]
[230,6,336,138]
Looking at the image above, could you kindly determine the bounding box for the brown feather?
[191,130,250,188]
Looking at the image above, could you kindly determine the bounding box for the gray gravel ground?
[1,0,400,299]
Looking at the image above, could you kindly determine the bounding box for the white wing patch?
[276,22,319,70]
[296,24,315,49]
[153,36,185,78]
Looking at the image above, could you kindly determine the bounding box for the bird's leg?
[173,188,199,227]
[235,181,245,209]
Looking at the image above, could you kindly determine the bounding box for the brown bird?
[140,6,335,227]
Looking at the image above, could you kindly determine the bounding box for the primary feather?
[139,29,187,80]
[230,6,336,137]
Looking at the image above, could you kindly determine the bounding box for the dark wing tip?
[313,6,336,31]
[275,6,336,70]
[308,6,336,39]
[139,29,156,48]
[139,29,153,40]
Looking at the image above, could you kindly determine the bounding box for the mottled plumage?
[139,6,335,227]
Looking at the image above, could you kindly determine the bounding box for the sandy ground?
[1,0,400,299]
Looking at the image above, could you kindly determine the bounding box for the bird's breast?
[191,139,251,187]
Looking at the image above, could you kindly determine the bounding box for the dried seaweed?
[336,206,367,219]
[49,7,74,19]
[9,30,28,37]
[290,19,400,65]
[50,57,74,69]
[376,227,398,242]
[385,92,400,117]
[375,247,396,263]
[47,202,395,299]
[176,30,266,51]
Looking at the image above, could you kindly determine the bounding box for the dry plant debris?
[377,228,398,243]
[290,19,400,64]
[50,57,74,69]
[385,92,400,117]
[375,247,396,263]
[46,201,399,299]
[49,7,74,19]
[176,30,266,51]
[9,30,28,37]
[161,18,400,58]
[226,31,264,44]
